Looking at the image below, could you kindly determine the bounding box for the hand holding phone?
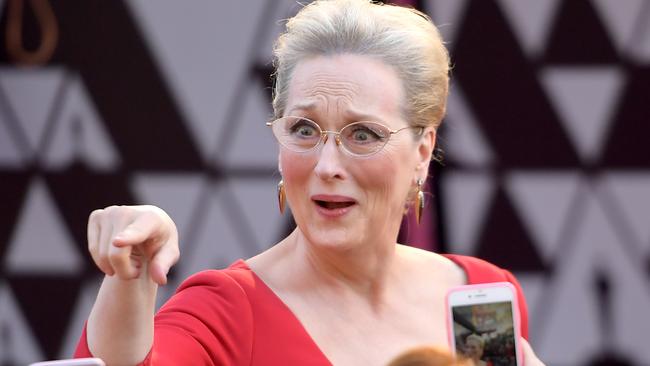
[446,282,522,366]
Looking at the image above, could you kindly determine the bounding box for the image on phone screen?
[451,301,517,366]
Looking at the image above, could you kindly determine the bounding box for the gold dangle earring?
[415,179,425,225]
[277,179,286,214]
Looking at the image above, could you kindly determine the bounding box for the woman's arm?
[87,269,158,364]
[84,205,179,365]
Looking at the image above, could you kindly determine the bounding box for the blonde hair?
[466,334,485,349]
[272,0,450,131]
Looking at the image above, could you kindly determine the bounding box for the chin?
[300,224,361,252]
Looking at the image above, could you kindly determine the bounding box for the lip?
[311,194,357,218]
[311,194,357,203]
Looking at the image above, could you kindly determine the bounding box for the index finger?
[112,211,168,248]
[87,209,102,246]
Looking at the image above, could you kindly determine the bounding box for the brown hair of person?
[387,345,472,366]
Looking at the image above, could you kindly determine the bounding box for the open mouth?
[314,200,356,209]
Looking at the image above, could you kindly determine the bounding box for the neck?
[286,228,399,304]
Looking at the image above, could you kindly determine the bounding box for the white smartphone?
[446,282,522,366]
[29,358,105,366]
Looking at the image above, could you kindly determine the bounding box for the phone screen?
[451,301,518,366]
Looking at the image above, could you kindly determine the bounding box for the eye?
[289,119,319,138]
[347,123,387,143]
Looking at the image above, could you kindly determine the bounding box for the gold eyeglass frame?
[266,116,424,157]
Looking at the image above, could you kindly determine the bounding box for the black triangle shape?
[543,0,619,64]
[587,354,634,366]
[475,185,546,272]
[452,0,579,168]
[601,66,650,168]
[44,165,137,277]
[7,275,83,360]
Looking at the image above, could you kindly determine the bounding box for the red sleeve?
[443,254,529,340]
[74,270,254,366]
[74,323,92,358]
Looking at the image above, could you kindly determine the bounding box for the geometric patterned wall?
[431,1,650,365]
[0,1,648,365]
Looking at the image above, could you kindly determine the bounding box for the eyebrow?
[287,102,316,114]
[287,103,389,125]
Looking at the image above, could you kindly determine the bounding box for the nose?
[320,132,342,147]
[314,132,345,181]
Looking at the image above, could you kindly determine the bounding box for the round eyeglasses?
[266,116,423,157]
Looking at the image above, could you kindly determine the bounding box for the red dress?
[74,255,529,365]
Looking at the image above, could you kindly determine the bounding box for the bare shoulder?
[395,244,466,288]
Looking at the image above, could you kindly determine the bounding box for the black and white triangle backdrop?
[0,1,649,365]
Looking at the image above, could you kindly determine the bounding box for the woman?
[463,334,491,366]
[75,0,544,365]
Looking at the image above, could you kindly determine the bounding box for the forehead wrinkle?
[301,73,358,101]
[288,60,404,126]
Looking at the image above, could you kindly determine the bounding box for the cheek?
[360,153,409,209]
[279,151,315,206]
[280,151,312,179]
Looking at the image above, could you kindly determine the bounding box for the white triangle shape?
[537,190,650,364]
[441,172,495,255]
[0,68,64,152]
[173,184,248,283]
[541,67,625,163]
[0,283,45,364]
[601,172,650,251]
[498,0,561,57]
[131,173,205,244]
[444,85,495,166]
[43,74,120,170]
[634,16,650,63]
[541,191,650,363]
[223,83,276,168]
[513,273,546,330]
[599,236,650,363]
[131,174,209,303]
[505,171,581,262]
[5,179,84,274]
[228,177,285,252]
[0,115,25,167]
[424,0,468,45]
[592,0,645,53]
[125,1,268,160]
[535,192,608,364]
[254,0,303,63]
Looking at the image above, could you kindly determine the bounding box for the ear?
[415,127,436,178]
[278,154,283,175]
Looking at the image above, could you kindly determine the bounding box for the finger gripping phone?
[446,283,522,366]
